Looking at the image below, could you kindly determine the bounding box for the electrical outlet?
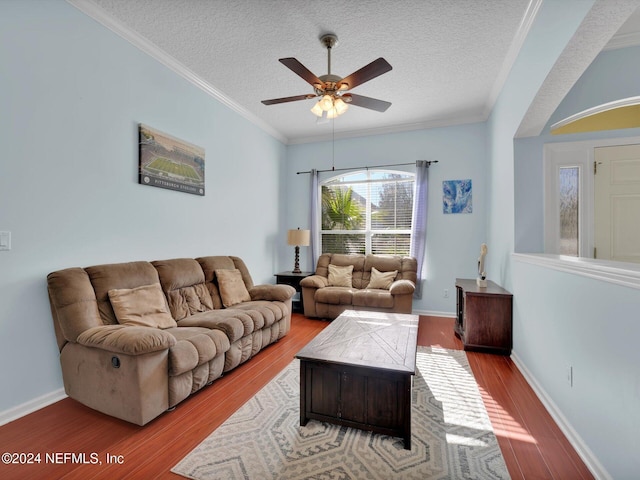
[443,289,449,298]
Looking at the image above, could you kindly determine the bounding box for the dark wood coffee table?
[295,309,418,449]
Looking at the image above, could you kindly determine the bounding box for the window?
[320,170,415,255]
[544,142,590,258]
[559,166,580,256]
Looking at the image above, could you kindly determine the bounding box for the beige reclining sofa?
[300,253,417,320]
[47,255,295,426]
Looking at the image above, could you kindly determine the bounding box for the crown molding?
[66,0,288,144]
[287,113,487,145]
[482,0,543,119]
[602,30,640,51]
[66,0,554,147]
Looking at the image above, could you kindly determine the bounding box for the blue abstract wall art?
[443,179,472,214]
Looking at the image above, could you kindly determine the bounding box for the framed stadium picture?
[138,124,205,196]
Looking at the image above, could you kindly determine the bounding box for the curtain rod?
[296,160,438,175]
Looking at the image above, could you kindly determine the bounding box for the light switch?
[0,231,11,251]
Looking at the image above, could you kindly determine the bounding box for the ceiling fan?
[261,34,392,118]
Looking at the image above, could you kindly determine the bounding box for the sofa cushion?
[316,254,366,287]
[197,256,257,310]
[365,254,417,286]
[177,309,252,343]
[231,300,289,328]
[216,269,251,307]
[315,286,354,305]
[86,261,160,325]
[367,267,398,290]
[352,289,394,309]
[108,284,177,329]
[153,258,214,320]
[164,327,230,376]
[328,264,354,287]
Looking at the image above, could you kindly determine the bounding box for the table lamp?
[287,228,310,273]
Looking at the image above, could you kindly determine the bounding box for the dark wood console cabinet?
[455,278,513,355]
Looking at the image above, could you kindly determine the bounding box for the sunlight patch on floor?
[426,347,492,431]
[446,433,489,447]
[428,346,538,446]
[477,384,538,445]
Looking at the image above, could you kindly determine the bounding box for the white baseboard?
[510,353,611,480]
[0,389,67,427]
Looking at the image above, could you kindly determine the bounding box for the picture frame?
[138,124,205,196]
[443,179,472,214]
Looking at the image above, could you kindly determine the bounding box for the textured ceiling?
[72,0,639,144]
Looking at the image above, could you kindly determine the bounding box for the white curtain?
[410,160,429,298]
[310,169,320,270]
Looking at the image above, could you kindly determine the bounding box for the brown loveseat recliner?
[47,255,295,426]
[300,253,417,320]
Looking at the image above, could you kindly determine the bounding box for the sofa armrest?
[76,325,176,355]
[389,279,416,295]
[299,275,328,289]
[249,284,296,302]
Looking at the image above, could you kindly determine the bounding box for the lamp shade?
[310,101,324,117]
[287,229,310,246]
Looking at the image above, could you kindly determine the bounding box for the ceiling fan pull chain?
[332,118,335,171]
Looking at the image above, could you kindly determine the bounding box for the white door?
[594,144,640,263]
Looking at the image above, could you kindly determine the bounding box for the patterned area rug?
[172,346,510,480]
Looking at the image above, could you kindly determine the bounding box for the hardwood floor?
[0,314,593,479]
[419,316,594,480]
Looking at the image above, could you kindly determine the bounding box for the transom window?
[320,170,415,255]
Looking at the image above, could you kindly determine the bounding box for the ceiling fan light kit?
[311,94,350,119]
[262,33,392,119]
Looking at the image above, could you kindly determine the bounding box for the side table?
[454,278,513,355]
[275,271,313,313]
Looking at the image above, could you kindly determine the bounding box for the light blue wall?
[487,0,595,289]
[515,44,640,254]
[3,1,639,476]
[504,2,640,478]
[284,124,487,314]
[514,136,544,253]
[549,44,640,128]
[513,259,640,478]
[0,1,286,413]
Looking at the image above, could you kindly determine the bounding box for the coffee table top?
[296,310,418,373]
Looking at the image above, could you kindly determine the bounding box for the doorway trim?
[529,134,640,290]
[544,134,640,257]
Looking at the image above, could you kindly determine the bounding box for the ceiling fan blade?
[344,93,391,112]
[337,58,392,91]
[262,94,317,105]
[279,58,323,88]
